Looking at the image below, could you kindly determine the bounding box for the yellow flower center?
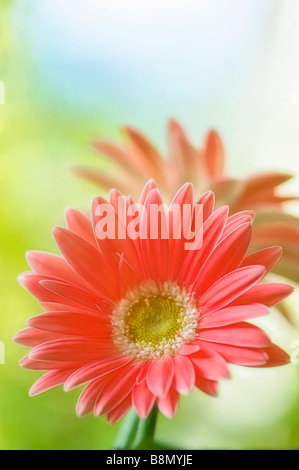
[127,295,184,345]
[112,281,198,360]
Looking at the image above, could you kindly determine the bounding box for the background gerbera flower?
[74,120,299,323]
[14,182,292,424]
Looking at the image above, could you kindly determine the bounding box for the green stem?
[112,407,159,450]
[112,409,140,450]
[132,406,158,450]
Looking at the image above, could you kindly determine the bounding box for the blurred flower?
[14,182,291,423]
[74,120,299,321]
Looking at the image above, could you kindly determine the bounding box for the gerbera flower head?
[14,181,292,423]
[74,120,299,319]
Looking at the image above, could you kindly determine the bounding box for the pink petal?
[26,251,82,285]
[13,327,65,348]
[199,303,268,328]
[132,381,156,418]
[107,395,132,424]
[76,378,103,417]
[192,223,252,294]
[222,211,254,238]
[256,344,290,368]
[232,283,294,307]
[168,183,194,280]
[140,188,169,281]
[28,311,111,336]
[198,322,271,348]
[146,356,174,397]
[208,343,268,366]
[139,179,158,205]
[29,369,74,396]
[40,280,103,310]
[189,345,230,380]
[20,355,84,371]
[196,191,215,222]
[64,355,131,390]
[65,208,96,246]
[18,273,71,304]
[53,227,118,301]
[29,338,116,363]
[94,363,141,416]
[157,387,179,419]
[179,205,229,287]
[241,246,282,274]
[198,265,266,314]
[195,376,219,397]
[179,344,200,355]
[173,355,195,395]
[203,129,225,177]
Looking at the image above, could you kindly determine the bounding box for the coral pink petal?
[209,343,268,366]
[196,191,215,222]
[26,251,83,285]
[65,208,97,246]
[140,188,169,281]
[13,328,65,348]
[189,345,230,380]
[203,129,225,177]
[222,212,254,238]
[195,376,219,397]
[40,280,103,310]
[18,273,72,304]
[53,227,118,301]
[107,395,133,424]
[132,380,156,418]
[28,311,111,336]
[193,223,252,294]
[123,127,165,185]
[146,356,174,397]
[20,355,85,371]
[257,344,290,367]
[232,283,294,307]
[157,387,179,419]
[92,139,141,178]
[179,205,229,286]
[29,369,75,396]
[173,355,195,395]
[94,363,141,416]
[199,303,268,328]
[91,197,143,286]
[241,246,282,274]
[76,378,103,417]
[29,338,116,363]
[179,344,200,355]
[168,183,194,279]
[198,265,266,314]
[64,356,132,390]
[139,179,158,205]
[39,301,96,314]
[198,322,271,348]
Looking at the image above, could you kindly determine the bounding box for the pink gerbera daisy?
[14,181,292,424]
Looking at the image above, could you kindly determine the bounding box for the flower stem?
[112,407,159,450]
[112,409,140,450]
[132,406,158,450]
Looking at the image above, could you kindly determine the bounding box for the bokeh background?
[1,0,299,449]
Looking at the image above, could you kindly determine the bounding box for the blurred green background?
[1,0,299,449]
